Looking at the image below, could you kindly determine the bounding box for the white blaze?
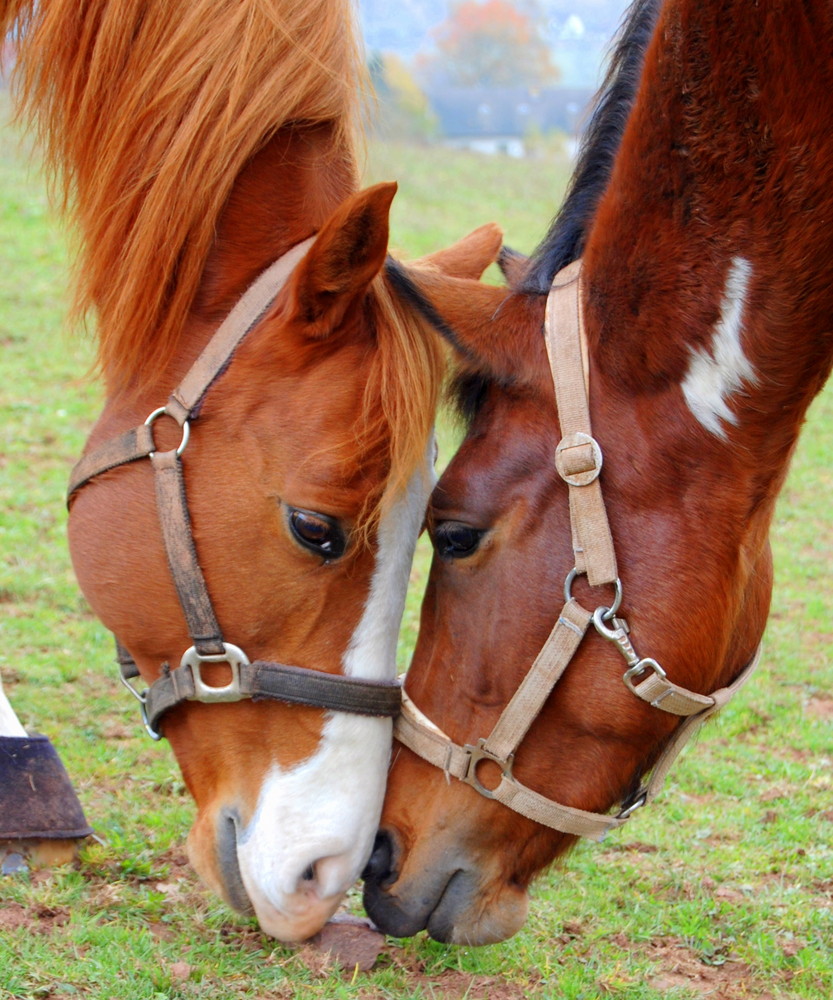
[681,256,757,437]
[234,439,436,940]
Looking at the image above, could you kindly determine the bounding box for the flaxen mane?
[2,0,363,388]
[3,0,444,528]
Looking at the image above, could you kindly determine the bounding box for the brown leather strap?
[150,449,225,656]
[166,237,315,422]
[67,236,315,502]
[68,425,156,501]
[144,660,402,734]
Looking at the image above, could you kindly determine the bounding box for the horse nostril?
[294,854,352,900]
[363,830,394,884]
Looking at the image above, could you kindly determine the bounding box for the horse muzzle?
[362,828,529,945]
[188,802,358,942]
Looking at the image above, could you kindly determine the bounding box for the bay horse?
[363,0,833,944]
[3,0,500,941]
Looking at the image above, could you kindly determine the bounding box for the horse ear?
[412,223,503,279]
[287,182,396,339]
[395,265,549,392]
[497,245,529,287]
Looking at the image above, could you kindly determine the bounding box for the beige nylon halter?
[395,259,761,841]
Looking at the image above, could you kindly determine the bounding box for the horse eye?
[433,521,484,560]
[287,508,346,560]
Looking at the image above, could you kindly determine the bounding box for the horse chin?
[426,871,529,945]
[186,808,253,915]
[363,839,529,946]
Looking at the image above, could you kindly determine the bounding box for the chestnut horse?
[364,0,833,944]
[4,0,500,941]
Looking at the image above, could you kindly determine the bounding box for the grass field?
[1,97,832,1000]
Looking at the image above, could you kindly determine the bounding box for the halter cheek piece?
[67,238,401,740]
[396,259,761,841]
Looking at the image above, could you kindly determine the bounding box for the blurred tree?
[429,0,559,88]
[368,51,438,141]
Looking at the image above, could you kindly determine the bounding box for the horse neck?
[135,124,356,398]
[584,0,833,484]
[193,123,356,323]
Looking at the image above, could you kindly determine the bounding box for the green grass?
[1,95,832,999]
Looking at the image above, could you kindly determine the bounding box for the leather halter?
[395,259,761,841]
[67,238,401,740]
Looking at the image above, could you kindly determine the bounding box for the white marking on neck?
[681,257,757,438]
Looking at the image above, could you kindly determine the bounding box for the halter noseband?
[68,238,400,740]
[395,259,761,841]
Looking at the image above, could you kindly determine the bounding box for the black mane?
[388,1,663,427]
[521,0,662,294]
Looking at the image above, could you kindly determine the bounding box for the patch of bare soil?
[292,918,532,995]
[608,934,777,999]
[0,901,69,934]
[807,695,833,720]
[367,970,529,999]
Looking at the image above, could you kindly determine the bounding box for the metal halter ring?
[563,568,623,620]
[616,788,648,819]
[118,670,164,742]
[144,406,190,458]
[461,739,515,800]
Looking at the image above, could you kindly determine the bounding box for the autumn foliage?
[431,0,558,88]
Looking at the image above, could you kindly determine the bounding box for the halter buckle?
[555,431,603,486]
[180,643,249,703]
[461,739,515,800]
[623,657,667,694]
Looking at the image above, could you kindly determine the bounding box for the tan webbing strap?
[392,256,764,842]
[482,600,592,761]
[639,645,762,805]
[395,693,472,779]
[631,670,716,716]
[491,775,626,841]
[167,236,315,423]
[544,260,617,587]
[395,689,624,841]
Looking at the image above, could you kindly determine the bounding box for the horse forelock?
[522,0,663,294]
[4,0,366,393]
[353,276,445,543]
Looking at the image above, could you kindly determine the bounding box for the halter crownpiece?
[68,237,401,740]
[395,258,761,840]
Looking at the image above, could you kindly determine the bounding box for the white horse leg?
[0,672,27,737]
